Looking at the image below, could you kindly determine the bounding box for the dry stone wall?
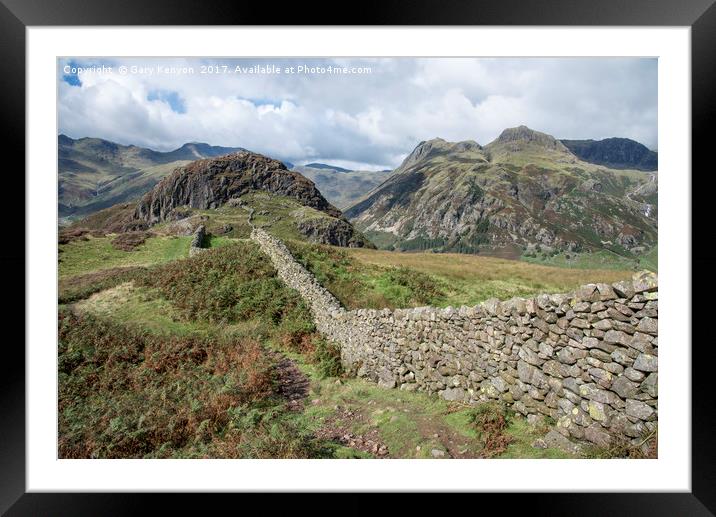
[251,227,658,447]
[188,225,207,257]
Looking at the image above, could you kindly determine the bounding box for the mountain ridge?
[345,126,657,260]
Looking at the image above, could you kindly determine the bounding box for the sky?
[58,57,657,170]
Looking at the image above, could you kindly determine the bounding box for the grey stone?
[624,367,646,382]
[610,375,638,399]
[636,317,658,335]
[441,387,466,401]
[626,399,655,420]
[641,373,658,398]
[633,354,658,372]
[584,424,612,447]
[544,429,582,455]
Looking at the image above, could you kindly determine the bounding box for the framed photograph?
[4,0,715,513]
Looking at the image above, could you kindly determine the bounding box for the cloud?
[58,57,657,169]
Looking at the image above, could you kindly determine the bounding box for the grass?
[58,309,276,458]
[59,209,637,459]
[292,357,573,459]
[59,243,345,459]
[59,234,191,278]
[288,242,634,309]
[522,246,658,273]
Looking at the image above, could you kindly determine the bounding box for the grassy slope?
[59,241,330,459]
[60,216,643,458]
[522,245,658,273]
[59,235,192,278]
[287,240,634,310]
[59,235,577,459]
[61,160,190,219]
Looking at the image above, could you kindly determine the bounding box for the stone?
[584,424,612,447]
[556,347,587,365]
[604,330,630,346]
[611,375,639,399]
[519,346,545,366]
[588,400,610,422]
[626,399,655,420]
[531,438,548,449]
[573,301,591,313]
[431,448,446,458]
[570,318,591,329]
[542,360,563,378]
[593,319,613,331]
[588,368,613,388]
[611,280,635,299]
[632,271,658,293]
[441,387,466,401]
[624,368,646,382]
[562,377,581,395]
[517,360,538,384]
[610,348,634,367]
[544,429,582,455]
[490,376,509,393]
[641,373,658,398]
[578,383,620,405]
[633,354,658,372]
[636,317,658,335]
[596,283,618,301]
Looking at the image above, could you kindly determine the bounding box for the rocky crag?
[251,228,658,448]
[135,151,342,224]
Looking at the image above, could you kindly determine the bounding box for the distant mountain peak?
[402,137,483,170]
[303,163,353,173]
[493,125,568,152]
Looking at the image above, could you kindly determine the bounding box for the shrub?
[111,231,152,251]
[136,242,307,325]
[58,310,274,458]
[381,266,445,306]
[310,337,343,379]
[469,402,514,458]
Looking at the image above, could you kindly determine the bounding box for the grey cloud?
[58,57,657,169]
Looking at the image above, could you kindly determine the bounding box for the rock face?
[296,218,369,248]
[251,228,658,447]
[345,126,657,257]
[134,151,343,224]
[561,138,658,171]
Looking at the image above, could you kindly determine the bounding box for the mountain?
[303,162,353,173]
[560,137,658,171]
[345,126,657,259]
[293,164,392,209]
[135,151,342,223]
[58,135,245,219]
[68,151,373,248]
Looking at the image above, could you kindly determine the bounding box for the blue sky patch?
[147,89,187,114]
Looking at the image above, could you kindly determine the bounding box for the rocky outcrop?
[251,228,658,448]
[296,218,371,248]
[561,138,658,171]
[493,125,570,152]
[134,151,342,224]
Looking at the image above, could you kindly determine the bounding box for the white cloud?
[58,57,658,169]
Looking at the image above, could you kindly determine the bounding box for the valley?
[57,126,658,460]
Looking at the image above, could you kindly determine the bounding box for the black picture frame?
[2,0,714,514]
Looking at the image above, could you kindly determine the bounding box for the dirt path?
[314,405,390,458]
[273,354,311,412]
